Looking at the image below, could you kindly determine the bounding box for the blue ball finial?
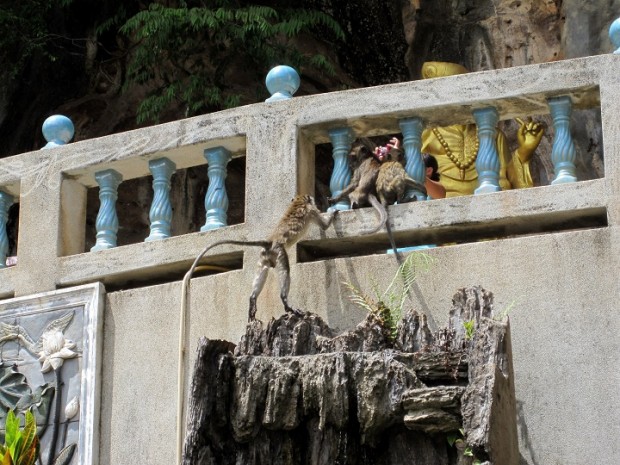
[265,65,300,102]
[42,114,74,149]
[610,17,620,54]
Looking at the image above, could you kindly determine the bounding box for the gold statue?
[420,61,545,197]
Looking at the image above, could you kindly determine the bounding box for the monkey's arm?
[404,178,428,196]
[425,177,446,199]
[311,208,337,230]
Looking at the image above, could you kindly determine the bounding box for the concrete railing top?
[0,53,618,298]
[0,55,610,194]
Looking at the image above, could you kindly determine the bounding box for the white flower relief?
[65,396,80,420]
[38,330,78,373]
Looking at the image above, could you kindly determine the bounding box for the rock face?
[183,286,518,465]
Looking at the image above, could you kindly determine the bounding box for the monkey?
[328,139,386,208]
[374,138,427,209]
[327,139,402,252]
[370,138,427,263]
[176,195,335,463]
[182,194,336,322]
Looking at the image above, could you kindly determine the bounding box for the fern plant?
[0,410,39,465]
[119,1,345,123]
[344,252,436,339]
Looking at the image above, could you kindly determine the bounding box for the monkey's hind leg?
[248,262,271,321]
[275,248,304,317]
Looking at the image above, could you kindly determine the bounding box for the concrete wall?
[1,55,619,465]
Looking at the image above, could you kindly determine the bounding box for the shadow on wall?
[517,400,540,465]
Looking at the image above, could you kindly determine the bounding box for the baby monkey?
[183,194,336,321]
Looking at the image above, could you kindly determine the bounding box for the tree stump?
[183,286,518,465]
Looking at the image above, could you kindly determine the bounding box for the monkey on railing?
[182,194,337,322]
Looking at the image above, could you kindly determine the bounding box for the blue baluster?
[548,96,577,185]
[399,117,427,201]
[328,127,354,211]
[265,65,300,102]
[41,115,74,149]
[201,147,231,231]
[145,158,176,242]
[0,191,13,269]
[610,17,620,54]
[473,107,501,195]
[91,169,123,251]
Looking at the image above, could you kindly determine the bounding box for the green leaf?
[4,412,17,450]
[463,320,476,340]
[15,411,36,461]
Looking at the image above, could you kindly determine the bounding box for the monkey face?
[373,146,389,163]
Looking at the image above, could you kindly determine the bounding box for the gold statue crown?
[421,61,469,79]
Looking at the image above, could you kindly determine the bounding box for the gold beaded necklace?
[432,126,480,180]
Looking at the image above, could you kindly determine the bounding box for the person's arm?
[425,178,446,199]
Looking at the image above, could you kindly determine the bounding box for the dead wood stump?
[183,286,518,465]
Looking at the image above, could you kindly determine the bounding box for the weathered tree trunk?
[183,286,518,465]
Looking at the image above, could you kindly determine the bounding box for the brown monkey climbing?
[177,194,335,464]
[183,194,336,322]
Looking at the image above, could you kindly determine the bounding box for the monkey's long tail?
[364,194,388,235]
[177,239,270,465]
[385,218,404,265]
[365,195,403,264]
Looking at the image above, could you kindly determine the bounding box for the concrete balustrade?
[0,56,613,297]
[0,54,618,465]
[91,169,123,252]
[548,95,578,184]
[201,147,232,231]
[146,157,177,242]
[327,127,354,211]
[399,117,426,201]
[473,106,501,194]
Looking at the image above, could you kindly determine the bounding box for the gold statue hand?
[515,117,545,163]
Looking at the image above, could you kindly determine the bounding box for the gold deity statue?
[420,61,545,197]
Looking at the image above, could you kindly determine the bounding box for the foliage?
[344,252,436,339]
[0,0,74,87]
[0,410,39,465]
[494,298,518,322]
[463,319,475,341]
[119,1,345,123]
[447,429,481,465]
